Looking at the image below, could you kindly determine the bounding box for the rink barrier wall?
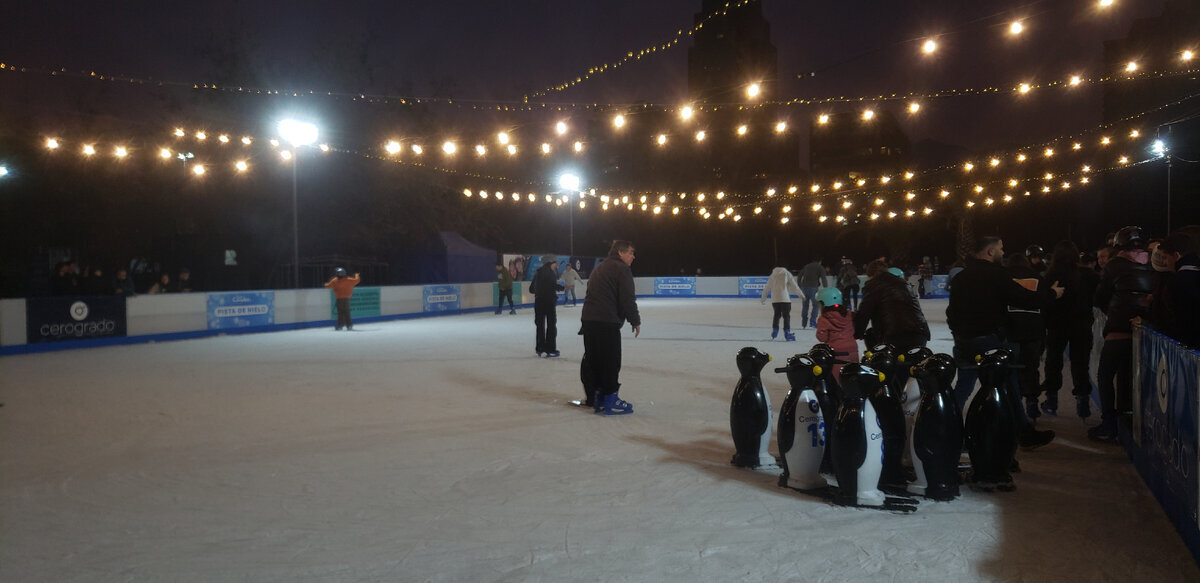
[0,276,772,355]
[1127,325,1200,564]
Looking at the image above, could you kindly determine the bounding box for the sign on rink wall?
[653,277,696,296]
[207,291,274,330]
[423,284,461,312]
[926,275,950,298]
[26,296,127,343]
[331,287,381,320]
[1130,325,1200,560]
[738,277,768,297]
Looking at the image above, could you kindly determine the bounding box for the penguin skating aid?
[730,347,777,469]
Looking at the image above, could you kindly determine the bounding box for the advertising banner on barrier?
[26,296,127,343]
[423,284,461,312]
[331,287,381,320]
[1133,327,1199,533]
[926,275,950,298]
[738,277,768,297]
[207,291,274,330]
[654,277,696,296]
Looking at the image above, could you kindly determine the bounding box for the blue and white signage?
[926,275,950,298]
[738,277,768,297]
[207,291,274,330]
[653,277,696,296]
[423,284,461,312]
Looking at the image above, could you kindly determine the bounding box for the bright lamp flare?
[656,134,667,146]
[1184,50,1195,62]
[1018,83,1032,94]
[922,39,937,54]
[680,106,694,120]
[1010,21,1024,35]
[192,164,205,176]
[746,83,761,99]
[555,121,568,135]
[280,150,292,160]
[541,143,551,154]
[242,136,252,145]
[235,160,248,172]
[173,128,185,137]
[411,145,423,155]
[1125,61,1138,73]
[817,114,830,124]
[159,148,171,159]
[218,134,229,144]
[613,114,626,128]
[442,141,456,155]
[736,125,748,135]
[695,130,706,142]
[114,146,128,158]
[497,132,510,145]
[506,145,517,155]
[775,121,787,133]
[278,119,318,146]
[475,144,487,156]
[1099,0,1114,7]
[1069,75,1082,86]
[195,131,207,141]
[82,144,96,156]
[385,140,401,154]
[908,102,921,114]
[862,109,875,121]
[46,138,60,150]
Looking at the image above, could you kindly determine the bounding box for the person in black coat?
[530,255,565,357]
[853,259,931,351]
[1041,241,1101,418]
[1003,253,1047,422]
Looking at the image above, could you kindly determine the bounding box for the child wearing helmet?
[814,287,859,378]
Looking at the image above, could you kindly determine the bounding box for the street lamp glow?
[922,39,938,54]
[385,140,402,154]
[497,132,510,145]
[114,146,128,158]
[1099,0,1114,7]
[196,131,207,141]
[411,144,423,155]
[45,138,60,150]
[280,150,292,161]
[656,134,667,146]
[907,102,921,114]
[680,106,694,120]
[1183,50,1195,62]
[746,83,761,99]
[1009,21,1024,35]
[506,145,517,155]
[218,134,230,144]
[555,121,568,135]
[862,109,875,121]
[235,160,248,172]
[242,136,253,145]
[159,148,172,159]
[0,166,7,177]
[775,121,788,133]
[1018,82,1032,94]
[278,119,318,146]
[192,164,205,176]
[736,124,748,136]
[442,141,456,155]
[475,144,487,156]
[82,144,96,156]
[695,130,706,142]
[541,143,551,154]
[612,114,625,128]
[1151,139,1168,157]
[573,141,583,153]
[818,113,830,124]
[1125,60,1138,73]
[1069,75,1082,86]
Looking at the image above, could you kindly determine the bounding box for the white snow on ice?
[2,298,1197,582]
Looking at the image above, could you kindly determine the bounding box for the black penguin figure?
[831,363,888,507]
[908,353,962,501]
[807,343,844,474]
[862,344,908,492]
[897,346,934,467]
[775,354,829,491]
[731,347,775,468]
[963,348,1018,491]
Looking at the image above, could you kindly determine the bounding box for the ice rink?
[2,297,1197,582]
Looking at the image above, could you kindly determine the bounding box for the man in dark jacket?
[1090,226,1156,441]
[854,259,931,351]
[1004,253,1047,422]
[947,236,1063,450]
[531,255,565,357]
[798,257,827,329]
[581,240,641,415]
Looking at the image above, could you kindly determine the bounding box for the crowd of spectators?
[47,261,196,297]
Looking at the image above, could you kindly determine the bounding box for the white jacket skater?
[761,267,803,340]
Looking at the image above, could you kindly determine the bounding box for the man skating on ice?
[324,268,361,331]
[581,241,641,415]
[531,255,564,357]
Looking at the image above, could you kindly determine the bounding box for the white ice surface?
[2,298,1197,582]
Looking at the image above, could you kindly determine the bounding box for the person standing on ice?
[324,268,361,331]
[946,235,1061,449]
[495,264,516,314]
[530,256,565,357]
[797,256,826,329]
[561,263,583,307]
[581,241,641,415]
[760,264,802,340]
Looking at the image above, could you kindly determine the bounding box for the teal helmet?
[887,267,904,278]
[816,287,843,307]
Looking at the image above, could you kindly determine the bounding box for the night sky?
[0,0,1187,288]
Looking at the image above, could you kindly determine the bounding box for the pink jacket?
[817,308,860,377]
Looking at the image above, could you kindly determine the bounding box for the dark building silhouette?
[688,0,779,104]
[808,109,911,180]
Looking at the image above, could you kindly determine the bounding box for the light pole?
[278,119,319,288]
[1151,133,1171,232]
[559,172,581,258]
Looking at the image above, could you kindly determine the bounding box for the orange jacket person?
[324,268,361,331]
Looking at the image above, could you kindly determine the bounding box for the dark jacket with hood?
[581,255,641,327]
[1003,262,1046,342]
[853,272,930,347]
[1094,252,1155,336]
[947,257,1053,339]
[529,264,563,304]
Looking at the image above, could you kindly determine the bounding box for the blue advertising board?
[926,274,950,298]
[26,296,127,343]
[653,277,696,296]
[738,277,768,297]
[423,284,461,312]
[207,291,274,330]
[1131,326,1200,560]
